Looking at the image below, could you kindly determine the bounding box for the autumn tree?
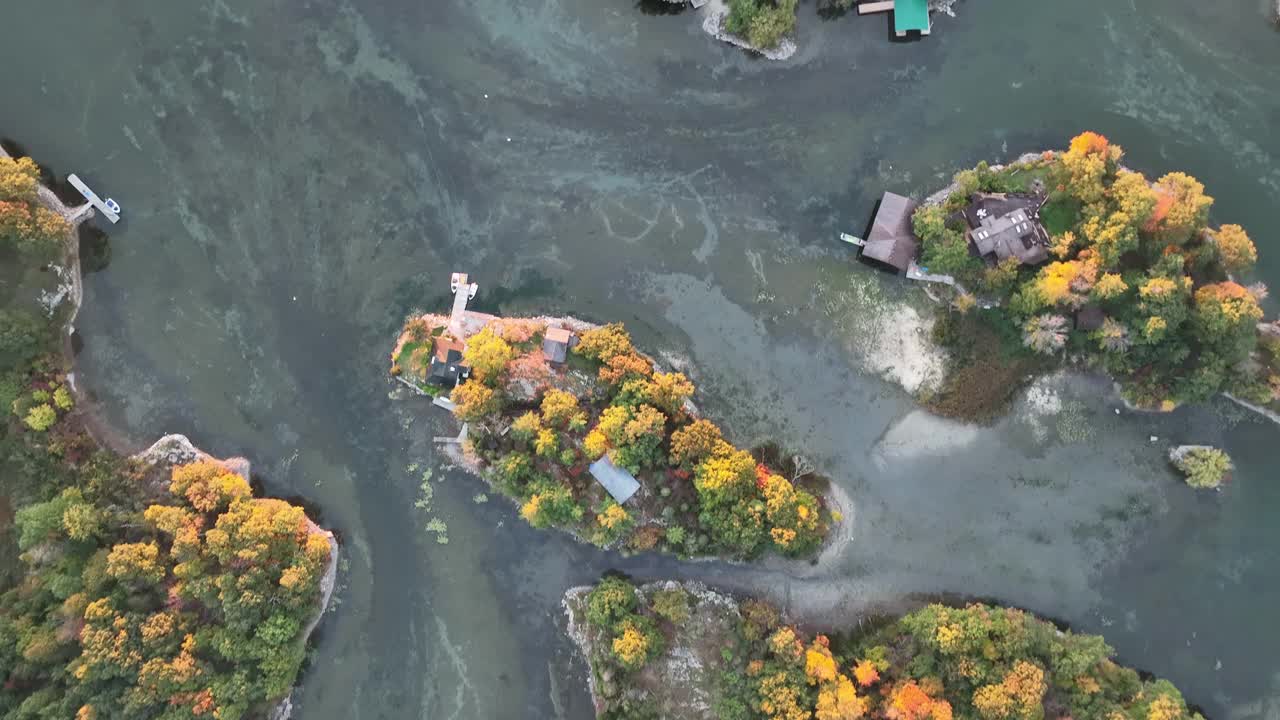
[1192,282,1263,358]
[598,351,653,386]
[1081,211,1137,268]
[643,371,695,414]
[1058,132,1111,205]
[575,322,633,361]
[695,446,766,554]
[463,326,514,384]
[1108,170,1158,232]
[451,380,500,422]
[1149,172,1213,245]
[1212,224,1257,274]
[669,419,725,468]
[602,404,665,471]
[539,388,581,428]
[107,541,167,586]
[0,155,41,201]
[169,460,252,515]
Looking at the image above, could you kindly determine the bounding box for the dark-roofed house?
[588,456,641,504]
[1075,305,1106,331]
[542,326,577,365]
[428,336,471,386]
[861,191,920,273]
[962,192,1051,267]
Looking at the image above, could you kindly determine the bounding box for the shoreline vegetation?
[391,308,840,562]
[900,133,1278,425]
[1,151,336,720]
[565,577,1207,720]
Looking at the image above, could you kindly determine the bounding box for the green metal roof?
[894,0,930,32]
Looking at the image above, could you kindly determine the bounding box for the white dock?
[66,174,120,224]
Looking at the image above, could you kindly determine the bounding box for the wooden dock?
[67,174,120,224]
[858,0,896,13]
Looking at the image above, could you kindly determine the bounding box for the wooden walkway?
[858,0,895,13]
[67,174,120,224]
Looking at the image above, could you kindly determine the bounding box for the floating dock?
[66,174,120,224]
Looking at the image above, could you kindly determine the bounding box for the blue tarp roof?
[588,456,641,504]
[895,0,930,32]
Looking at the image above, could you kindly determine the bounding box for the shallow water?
[4,0,1280,718]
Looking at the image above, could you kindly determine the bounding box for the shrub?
[587,577,637,627]
[650,587,691,624]
[1174,447,1231,489]
[612,615,663,671]
[23,403,57,431]
[519,481,583,528]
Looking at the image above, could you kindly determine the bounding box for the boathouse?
[860,191,920,274]
[588,456,641,504]
[857,0,932,37]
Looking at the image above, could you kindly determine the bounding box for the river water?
[4,1,1280,718]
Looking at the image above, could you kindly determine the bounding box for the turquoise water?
[3,0,1279,717]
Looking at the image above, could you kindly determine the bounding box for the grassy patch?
[986,162,1053,193]
[1039,197,1082,237]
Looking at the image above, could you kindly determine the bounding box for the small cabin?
[588,456,641,504]
[542,326,578,365]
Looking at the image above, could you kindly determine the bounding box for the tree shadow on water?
[635,0,688,16]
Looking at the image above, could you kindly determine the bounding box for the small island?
[1169,445,1232,489]
[857,132,1278,423]
[390,276,837,560]
[1,152,336,719]
[565,577,1205,720]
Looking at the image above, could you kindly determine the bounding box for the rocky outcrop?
[0,143,93,326]
[698,0,798,61]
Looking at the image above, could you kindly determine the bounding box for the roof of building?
[428,338,470,385]
[861,191,920,273]
[545,327,575,344]
[588,456,641,504]
[1075,305,1106,331]
[894,0,930,32]
[434,336,466,363]
[961,192,1046,230]
[969,206,1049,266]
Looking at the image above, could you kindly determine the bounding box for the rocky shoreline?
[4,143,338,720]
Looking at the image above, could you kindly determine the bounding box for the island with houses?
[390,274,841,560]
[847,132,1279,426]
